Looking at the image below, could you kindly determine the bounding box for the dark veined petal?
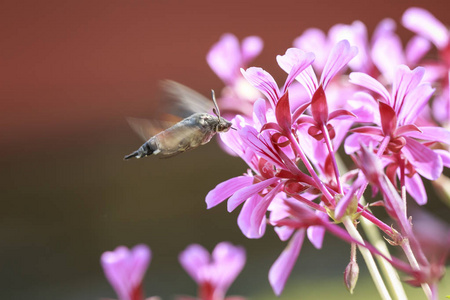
[379,101,397,136]
[269,229,306,296]
[311,84,328,125]
[275,91,292,133]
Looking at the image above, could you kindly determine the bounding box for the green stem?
[342,217,392,300]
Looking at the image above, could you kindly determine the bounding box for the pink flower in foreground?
[179,242,246,300]
[101,244,152,300]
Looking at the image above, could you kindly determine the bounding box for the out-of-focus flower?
[101,245,152,300]
[207,34,263,119]
[178,242,246,300]
[402,7,450,127]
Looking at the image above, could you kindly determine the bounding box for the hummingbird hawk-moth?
[124,81,233,160]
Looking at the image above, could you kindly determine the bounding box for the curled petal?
[206,176,254,209]
[402,7,449,49]
[269,230,305,296]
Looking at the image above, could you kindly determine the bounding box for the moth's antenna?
[211,89,221,119]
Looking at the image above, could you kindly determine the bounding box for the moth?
[124,81,233,160]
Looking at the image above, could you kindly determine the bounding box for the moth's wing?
[126,116,179,141]
[160,80,213,118]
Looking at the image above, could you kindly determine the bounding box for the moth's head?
[216,117,232,132]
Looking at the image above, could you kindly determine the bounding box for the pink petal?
[293,28,328,71]
[241,36,263,63]
[101,245,151,300]
[402,7,449,49]
[344,133,382,154]
[405,36,432,64]
[405,172,427,205]
[402,137,443,180]
[206,176,254,209]
[227,177,279,212]
[371,33,405,82]
[435,149,450,168]
[392,65,425,114]
[249,183,283,238]
[399,84,435,125]
[211,242,246,293]
[307,209,328,249]
[347,92,378,124]
[320,40,358,89]
[405,126,450,144]
[349,72,390,103]
[237,194,266,238]
[268,230,305,296]
[328,21,371,73]
[179,244,210,284]
[253,98,268,128]
[207,33,241,84]
[276,48,315,93]
[241,67,280,105]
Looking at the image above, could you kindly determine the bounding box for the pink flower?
[179,242,246,300]
[347,65,449,204]
[101,245,151,300]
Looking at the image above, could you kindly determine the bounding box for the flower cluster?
[206,7,449,299]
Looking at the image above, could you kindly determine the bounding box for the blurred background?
[1,0,449,299]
